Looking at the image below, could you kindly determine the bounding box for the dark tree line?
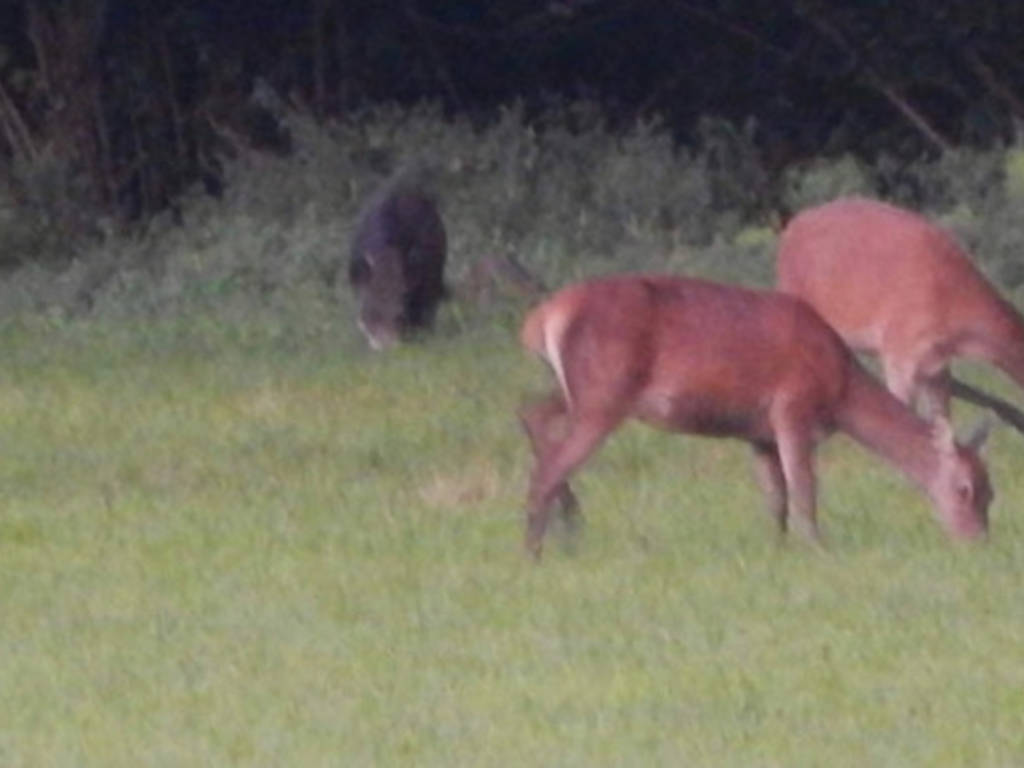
[2,0,1024,234]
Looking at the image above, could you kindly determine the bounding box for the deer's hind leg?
[523,417,618,558]
[519,394,580,522]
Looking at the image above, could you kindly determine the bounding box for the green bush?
[897,146,1024,289]
[5,102,1024,329]
[781,154,876,213]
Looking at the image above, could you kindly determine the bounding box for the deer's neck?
[835,366,939,496]
[969,297,1024,389]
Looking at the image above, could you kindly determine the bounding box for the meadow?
[2,106,1024,765]
[2,308,1024,766]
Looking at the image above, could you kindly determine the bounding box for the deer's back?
[527,275,850,439]
[777,198,995,351]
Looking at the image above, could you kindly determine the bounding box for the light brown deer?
[518,274,991,558]
[777,197,1024,432]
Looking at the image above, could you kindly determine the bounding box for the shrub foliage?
[3,103,1024,329]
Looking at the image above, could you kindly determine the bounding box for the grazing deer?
[518,274,991,558]
[777,197,1024,432]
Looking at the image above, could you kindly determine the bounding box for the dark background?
[2,0,1023,225]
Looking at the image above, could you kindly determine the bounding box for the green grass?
[1,314,1023,767]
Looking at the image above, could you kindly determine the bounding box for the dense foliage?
[2,0,1024,241]
[2,103,1024,331]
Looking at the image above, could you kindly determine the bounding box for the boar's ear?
[931,416,957,455]
[349,257,372,285]
[963,417,993,453]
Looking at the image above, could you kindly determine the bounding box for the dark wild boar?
[519,274,992,558]
[348,183,447,350]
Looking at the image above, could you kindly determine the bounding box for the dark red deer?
[777,197,1024,432]
[348,182,447,350]
[518,274,992,558]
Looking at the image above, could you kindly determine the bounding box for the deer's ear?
[963,417,993,453]
[931,416,956,455]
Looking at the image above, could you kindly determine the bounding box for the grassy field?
[2,310,1024,767]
